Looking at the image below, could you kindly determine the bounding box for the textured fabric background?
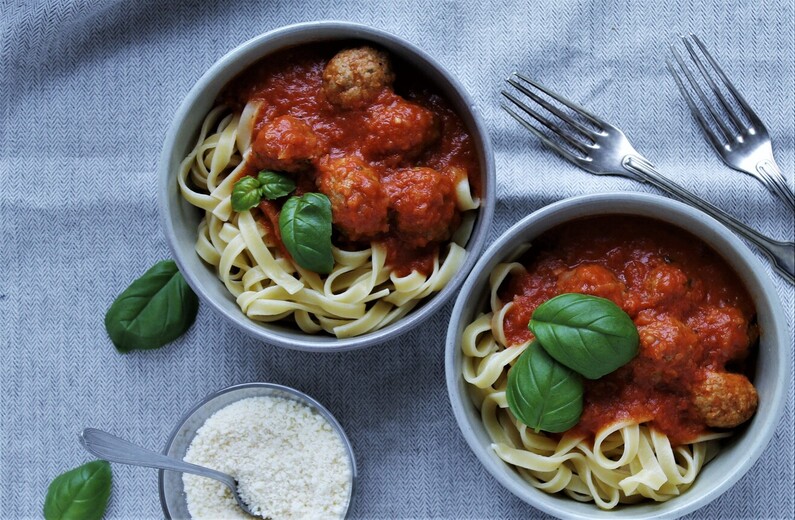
[1,0,793,518]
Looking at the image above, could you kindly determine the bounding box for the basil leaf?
[257,170,296,200]
[44,460,111,520]
[507,342,583,433]
[104,260,199,353]
[231,176,263,211]
[529,293,639,379]
[279,193,334,274]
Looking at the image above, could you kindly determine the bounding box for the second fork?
[667,34,794,211]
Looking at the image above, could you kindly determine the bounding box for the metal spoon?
[79,428,259,517]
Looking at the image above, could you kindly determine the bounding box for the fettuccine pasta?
[179,101,477,338]
[460,214,758,509]
[462,298,722,508]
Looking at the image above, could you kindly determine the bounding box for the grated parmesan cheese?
[183,395,352,519]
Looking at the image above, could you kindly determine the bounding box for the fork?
[667,34,794,211]
[501,72,794,284]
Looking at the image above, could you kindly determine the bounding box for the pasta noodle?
[460,262,727,509]
[179,103,478,338]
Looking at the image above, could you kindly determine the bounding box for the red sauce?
[500,216,757,445]
[221,45,480,276]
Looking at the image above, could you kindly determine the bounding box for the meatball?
[383,167,457,248]
[250,115,323,172]
[643,264,690,307]
[637,314,699,365]
[316,155,389,241]
[323,46,395,109]
[687,305,753,365]
[556,264,626,306]
[364,97,440,157]
[633,313,700,387]
[692,371,758,428]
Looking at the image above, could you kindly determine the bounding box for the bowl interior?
[158,21,494,351]
[445,193,790,520]
[158,382,357,519]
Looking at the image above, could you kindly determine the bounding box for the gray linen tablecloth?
[2,0,793,518]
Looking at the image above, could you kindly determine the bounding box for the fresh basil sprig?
[104,260,199,352]
[257,171,297,200]
[44,460,111,520]
[279,193,334,274]
[507,342,584,433]
[231,171,296,211]
[232,171,334,273]
[529,293,639,379]
[231,176,263,211]
[506,292,639,433]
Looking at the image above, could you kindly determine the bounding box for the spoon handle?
[79,428,237,489]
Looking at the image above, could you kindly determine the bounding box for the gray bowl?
[157,21,495,351]
[445,192,790,520]
[158,382,356,519]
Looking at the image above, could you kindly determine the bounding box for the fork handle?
[623,155,794,284]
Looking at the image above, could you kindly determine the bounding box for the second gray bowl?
[445,192,790,519]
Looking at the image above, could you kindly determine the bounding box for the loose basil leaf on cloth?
[279,193,334,274]
[231,176,263,211]
[506,342,584,433]
[104,260,199,352]
[43,460,111,520]
[529,293,639,379]
[257,170,296,200]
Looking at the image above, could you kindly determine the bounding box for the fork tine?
[513,72,608,131]
[500,89,590,156]
[666,58,726,153]
[501,102,584,165]
[681,35,745,133]
[669,45,735,143]
[506,74,599,140]
[689,34,763,130]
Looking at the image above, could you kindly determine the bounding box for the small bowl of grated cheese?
[158,382,356,519]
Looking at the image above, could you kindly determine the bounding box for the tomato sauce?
[500,216,757,445]
[221,45,480,276]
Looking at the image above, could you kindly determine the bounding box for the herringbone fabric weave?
[1,1,793,518]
